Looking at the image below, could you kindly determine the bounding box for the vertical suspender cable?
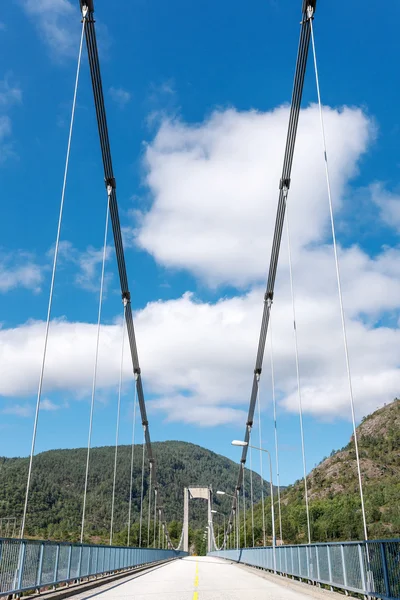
[270,311,283,544]
[139,427,146,547]
[80,186,110,544]
[20,7,88,540]
[158,510,161,548]
[153,488,157,547]
[147,462,152,547]
[286,204,311,544]
[256,375,266,546]
[110,299,127,545]
[249,439,255,547]
[236,490,240,549]
[308,7,368,541]
[242,466,247,547]
[127,376,137,546]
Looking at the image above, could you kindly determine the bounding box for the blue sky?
[0,0,399,487]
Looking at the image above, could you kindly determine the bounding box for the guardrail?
[0,537,186,597]
[209,539,400,600]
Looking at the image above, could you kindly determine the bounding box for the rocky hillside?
[249,399,400,544]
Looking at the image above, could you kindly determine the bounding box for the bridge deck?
[70,556,331,600]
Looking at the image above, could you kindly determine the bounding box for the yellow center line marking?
[192,561,199,599]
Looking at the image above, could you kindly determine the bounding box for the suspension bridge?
[0,1,399,599]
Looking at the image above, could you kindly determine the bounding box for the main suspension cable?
[308,6,368,541]
[286,204,311,544]
[127,374,138,547]
[81,0,175,546]
[20,7,88,540]
[110,299,127,545]
[80,184,110,544]
[225,0,317,539]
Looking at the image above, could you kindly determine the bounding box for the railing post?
[87,546,92,579]
[16,541,26,592]
[316,545,321,582]
[53,543,60,585]
[66,545,72,583]
[327,545,333,591]
[380,542,390,598]
[36,543,44,588]
[77,546,83,581]
[357,543,367,594]
[95,547,99,576]
[340,544,348,592]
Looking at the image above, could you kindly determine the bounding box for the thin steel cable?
[110,301,127,545]
[256,376,266,545]
[249,440,255,547]
[286,202,311,545]
[20,9,87,540]
[153,489,157,547]
[127,376,138,547]
[242,467,247,547]
[139,427,146,547]
[81,189,110,544]
[147,462,152,547]
[270,310,283,544]
[236,490,240,549]
[158,510,161,548]
[308,8,368,541]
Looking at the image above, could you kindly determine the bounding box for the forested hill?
[250,399,400,544]
[0,440,264,543]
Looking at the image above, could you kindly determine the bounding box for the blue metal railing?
[0,537,186,596]
[209,539,400,600]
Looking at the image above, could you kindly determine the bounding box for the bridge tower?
[183,487,213,553]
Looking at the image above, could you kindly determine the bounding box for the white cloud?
[20,0,79,59]
[57,241,113,293]
[0,116,12,162]
[0,251,44,293]
[0,76,22,107]
[1,104,399,426]
[135,105,372,288]
[1,243,400,424]
[370,182,400,229]
[2,403,32,418]
[0,75,22,163]
[41,398,61,411]
[109,87,131,108]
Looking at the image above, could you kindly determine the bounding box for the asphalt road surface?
[72,556,336,600]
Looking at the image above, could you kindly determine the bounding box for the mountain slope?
[248,399,400,544]
[0,440,265,543]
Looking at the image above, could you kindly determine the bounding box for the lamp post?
[216,490,237,550]
[211,509,226,549]
[232,440,276,573]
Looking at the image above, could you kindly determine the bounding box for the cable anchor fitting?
[254,368,261,382]
[122,291,131,307]
[105,177,116,197]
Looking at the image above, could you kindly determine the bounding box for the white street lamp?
[211,509,226,549]
[231,439,277,573]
